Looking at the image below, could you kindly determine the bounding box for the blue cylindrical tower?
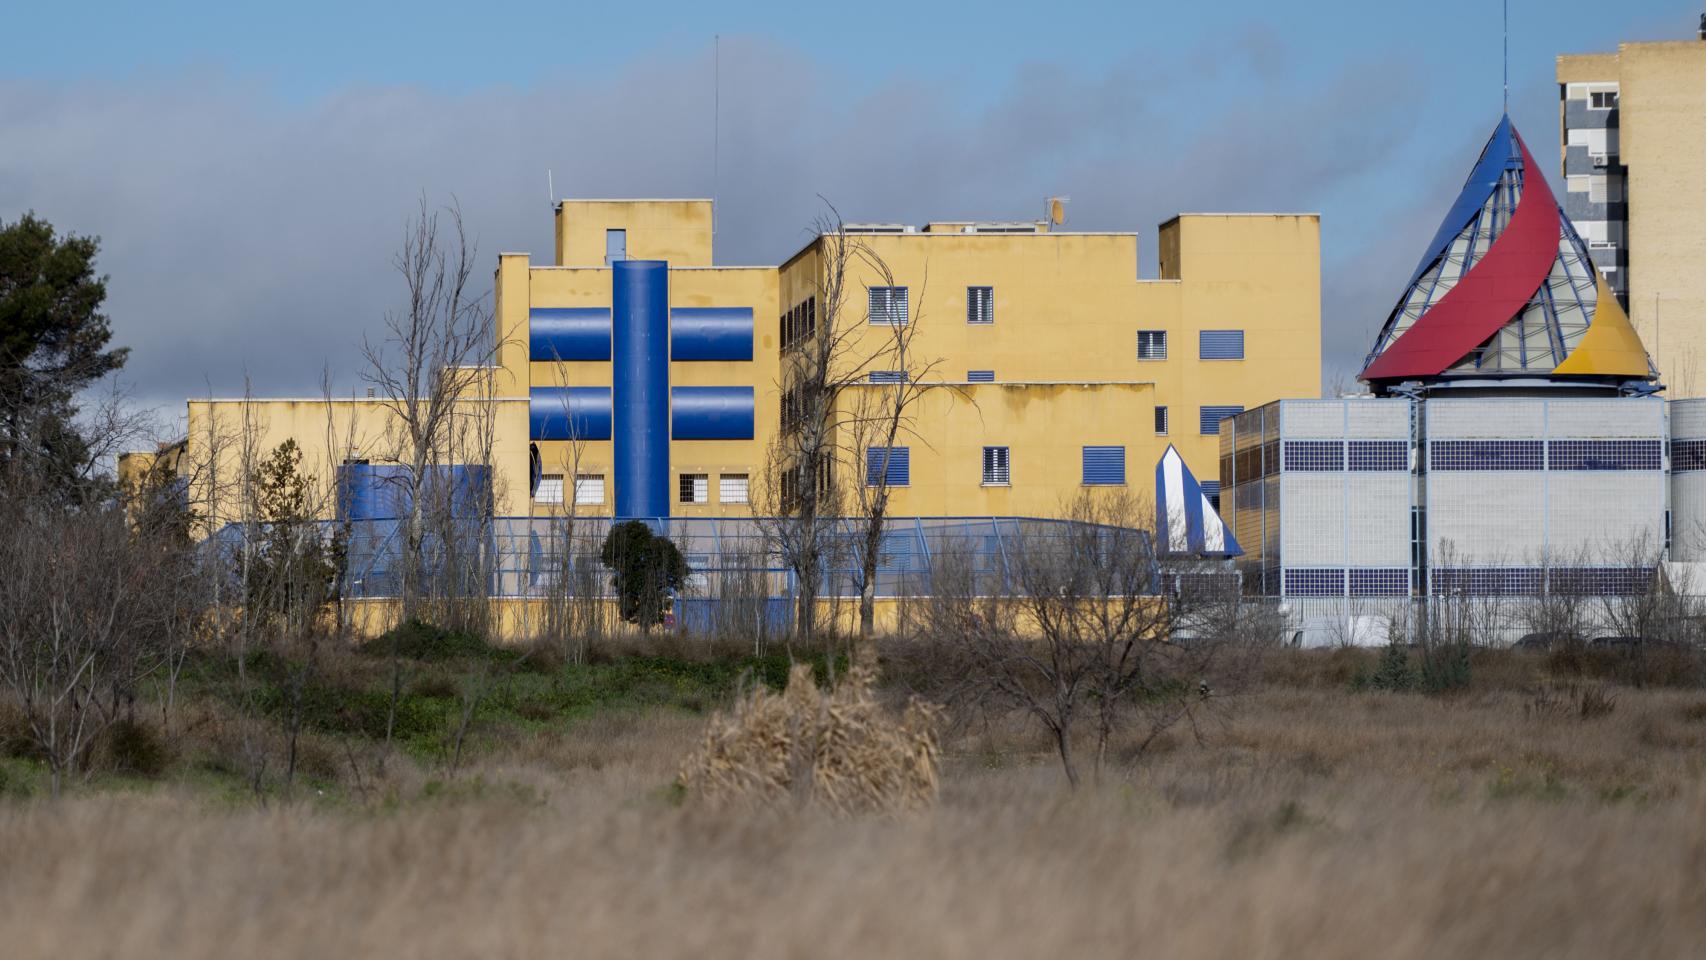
[611,260,670,521]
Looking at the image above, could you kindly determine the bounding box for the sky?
[3,0,1700,428]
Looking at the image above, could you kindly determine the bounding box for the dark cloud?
[0,34,1433,423]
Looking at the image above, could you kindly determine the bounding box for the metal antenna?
[1503,0,1509,112]
[713,35,720,248]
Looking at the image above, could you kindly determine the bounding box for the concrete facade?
[1559,39,1706,395]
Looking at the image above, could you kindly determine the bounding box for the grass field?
[3,637,1706,958]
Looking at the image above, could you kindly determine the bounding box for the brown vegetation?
[3,647,1706,958]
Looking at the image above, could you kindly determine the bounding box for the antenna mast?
[1503,0,1509,112]
[713,35,720,248]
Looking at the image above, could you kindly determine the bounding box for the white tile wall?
[1346,475,1411,566]
[1426,398,1546,438]
[1344,400,1412,439]
[1279,474,1348,566]
[1672,398,1706,440]
[1428,472,1547,565]
[1547,398,1664,438]
[1278,400,1349,438]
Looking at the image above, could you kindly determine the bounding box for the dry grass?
[5,660,1706,958]
[679,661,940,814]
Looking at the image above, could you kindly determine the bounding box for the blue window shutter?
[868,370,907,384]
[967,369,995,382]
[1082,446,1125,485]
[1199,329,1245,360]
[866,446,910,486]
[1200,405,1244,435]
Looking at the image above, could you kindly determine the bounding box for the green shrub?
[360,619,506,662]
[105,718,170,777]
[1421,642,1473,694]
[1369,643,1416,692]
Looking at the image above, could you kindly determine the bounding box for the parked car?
[1515,632,1567,650]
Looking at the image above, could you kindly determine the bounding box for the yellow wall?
[554,199,713,267]
[1559,43,1706,395]
[778,215,1319,493]
[172,201,1319,531]
[181,391,530,532]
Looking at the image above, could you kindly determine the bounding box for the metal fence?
[212,515,1153,603]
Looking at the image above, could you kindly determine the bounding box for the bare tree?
[924,492,1258,787]
[845,260,947,644]
[358,197,494,750]
[756,205,940,649]
[359,196,494,624]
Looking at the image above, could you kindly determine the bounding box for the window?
[679,473,709,504]
[573,474,605,505]
[719,474,750,504]
[865,446,910,486]
[605,229,627,265]
[982,446,1010,485]
[1200,480,1221,512]
[967,370,995,382]
[1199,405,1244,436]
[534,474,564,504]
[1154,406,1169,435]
[1081,446,1125,485]
[868,370,908,383]
[1199,329,1245,360]
[966,286,994,324]
[1589,90,1619,110]
[868,286,909,325]
[1137,330,1168,360]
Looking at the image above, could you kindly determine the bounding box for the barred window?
[1430,567,1543,596]
[1137,330,1167,360]
[1547,439,1661,471]
[1283,568,1345,597]
[1282,440,1344,472]
[1154,405,1169,435]
[1348,440,1408,471]
[966,286,994,324]
[573,474,605,505]
[868,286,908,325]
[718,474,749,504]
[1349,568,1409,597]
[1429,440,1544,471]
[982,446,1011,485]
[678,473,709,504]
[534,474,564,504]
[1675,439,1706,472]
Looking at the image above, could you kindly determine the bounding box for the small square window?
[1589,90,1619,110]
[1137,330,1167,360]
[719,474,749,504]
[868,286,909,325]
[679,473,709,504]
[1154,406,1169,435]
[573,474,605,505]
[982,446,1010,485]
[534,474,564,504]
[967,286,994,324]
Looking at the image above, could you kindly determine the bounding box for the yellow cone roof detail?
[1554,277,1652,377]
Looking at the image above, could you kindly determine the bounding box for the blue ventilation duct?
[671,386,755,439]
[336,464,492,521]
[670,307,754,361]
[529,387,613,440]
[612,260,670,520]
[530,307,613,361]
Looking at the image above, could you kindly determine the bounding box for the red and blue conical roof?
[1360,116,1653,388]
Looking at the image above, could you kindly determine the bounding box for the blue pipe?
[612,260,670,520]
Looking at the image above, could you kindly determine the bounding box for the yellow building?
[132,198,1319,526]
[1558,29,1706,394]
[506,200,1319,521]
